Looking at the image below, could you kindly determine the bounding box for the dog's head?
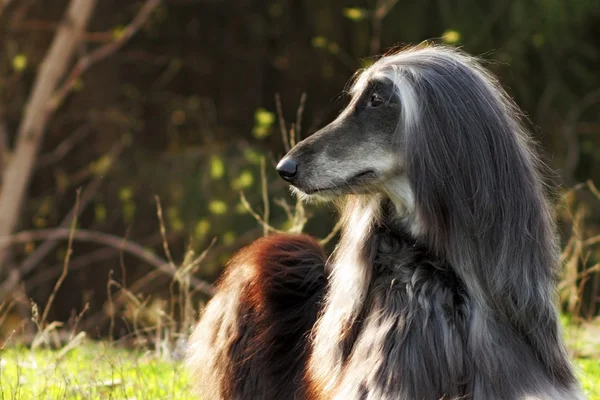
[276,46,541,235]
[276,68,412,201]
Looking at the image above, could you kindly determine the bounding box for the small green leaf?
[123,201,136,224]
[91,155,112,175]
[194,219,211,238]
[112,25,126,41]
[95,203,107,223]
[12,54,27,72]
[311,36,328,49]
[252,108,275,139]
[255,108,275,126]
[222,231,236,246]
[244,148,263,164]
[328,42,340,54]
[72,78,84,91]
[441,30,461,44]
[342,8,366,21]
[166,206,184,232]
[119,187,134,202]
[210,156,225,179]
[208,200,228,215]
[232,170,254,190]
[531,33,544,48]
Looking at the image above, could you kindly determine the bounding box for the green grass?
[0,342,194,399]
[578,358,600,399]
[0,338,598,399]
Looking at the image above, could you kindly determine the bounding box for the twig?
[275,94,290,152]
[36,124,93,169]
[0,0,15,19]
[14,20,114,43]
[274,198,294,222]
[293,93,307,147]
[154,195,176,270]
[0,116,8,179]
[260,157,270,237]
[240,192,285,235]
[107,270,116,341]
[40,188,81,328]
[584,235,600,247]
[0,228,214,296]
[48,0,162,112]
[370,0,399,55]
[26,233,173,291]
[587,179,600,201]
[69,302,89,341]
[319,218,343,246]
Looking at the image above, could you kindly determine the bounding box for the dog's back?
[186,234,326,399]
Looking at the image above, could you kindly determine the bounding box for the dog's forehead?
[350,70,395,98]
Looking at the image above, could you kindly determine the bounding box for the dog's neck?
[381,175,422,237]
[309,193,425,390]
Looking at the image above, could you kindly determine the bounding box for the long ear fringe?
[186,234,327,400]
[398,47,573,384]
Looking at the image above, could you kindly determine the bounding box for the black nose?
[276,158,298,181]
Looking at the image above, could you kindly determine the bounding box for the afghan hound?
[186,45,584,400]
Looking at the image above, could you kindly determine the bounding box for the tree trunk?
[0,0,97,275]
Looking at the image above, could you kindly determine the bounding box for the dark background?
[0,0,599,338]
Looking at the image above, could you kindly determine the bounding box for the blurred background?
[0,0,599,344]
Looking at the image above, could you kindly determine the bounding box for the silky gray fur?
[187,45,584,400]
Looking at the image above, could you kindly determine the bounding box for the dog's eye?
[368,93,384,108]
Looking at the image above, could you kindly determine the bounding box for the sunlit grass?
[0,342,194,399]
[0,317,599,399]
[0,339,598,399]
[577,358,600,399]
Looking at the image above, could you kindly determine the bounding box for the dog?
[186,45,584,400]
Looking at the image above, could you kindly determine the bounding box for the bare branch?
[40,188,81,327]
[0,115,8,180]
[0,0,15,19]
[319,218,343,246]
[25,233,173,291]
[370,0,399,55]
[35,124,93,169]
[0,0,97,272]
[48,0,162,113]
[275,94,290,152]
[0,228,214,296]
[260,157,270,237]
[293,92,307,146]
[240,191,286,235]
[155,195,177,270]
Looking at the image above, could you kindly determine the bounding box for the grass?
[577,358,600,399]
[0,341,194,399]
[0,338,598,399]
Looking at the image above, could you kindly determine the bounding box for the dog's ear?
[404,59,537,258]
[403,49,557,314]
[402,48,571,388]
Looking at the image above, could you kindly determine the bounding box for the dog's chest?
[333,230,471,399]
